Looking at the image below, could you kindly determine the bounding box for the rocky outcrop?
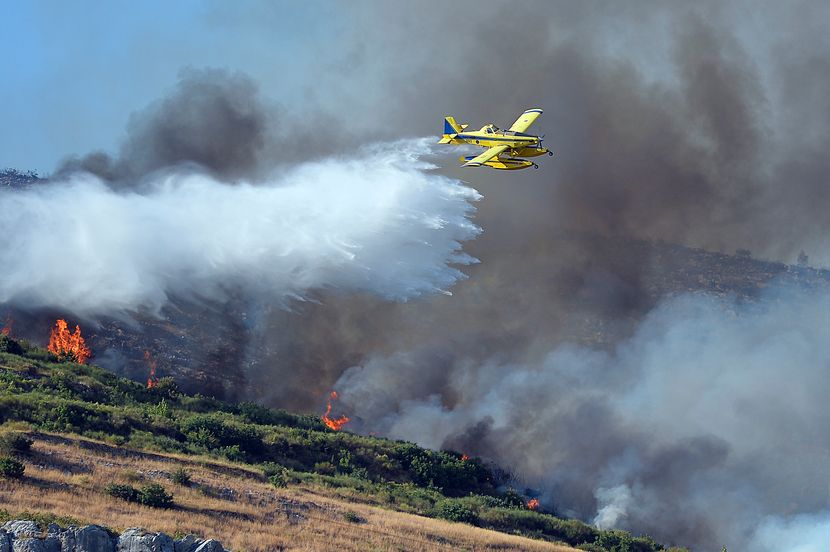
[0,523,228,552]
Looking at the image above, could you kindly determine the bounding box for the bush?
[477,507,598,546]
[0,457,24,479]
[433,499,478,525]
[105,483,138,502]
[171,467,192,486]
[269,472,287,488]
[343,510,364,523]
[180,414,263,459]
[137,483,174,508]
[0,335,24,355]
[263,462,288,488]
[594,530,663,552]
[0,432,33,455]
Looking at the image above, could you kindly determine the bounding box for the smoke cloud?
[5,2,830,550]
[0,139,479,317]
[334,282,830,550]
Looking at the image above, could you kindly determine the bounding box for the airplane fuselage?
[450,127,550,157]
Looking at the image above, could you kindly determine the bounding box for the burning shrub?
[321,391,350,431]
[0,457,24,479]
[47,319,91,364]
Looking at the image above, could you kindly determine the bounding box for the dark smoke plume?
[57,68,279,184]
[236,2,830,550]
[7,1,830,550]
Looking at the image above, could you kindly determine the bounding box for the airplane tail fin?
[443,116,463,135]
[439,116,467,144]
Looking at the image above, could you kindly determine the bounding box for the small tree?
[138,483,174,508]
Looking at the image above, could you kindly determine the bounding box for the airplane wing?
[462,145,508,167]
[508,108,543,133]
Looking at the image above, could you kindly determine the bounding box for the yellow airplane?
[438,108,553,170]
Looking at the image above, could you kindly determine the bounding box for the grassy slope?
[0,336,683,552]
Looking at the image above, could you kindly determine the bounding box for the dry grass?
[0,433,577,552]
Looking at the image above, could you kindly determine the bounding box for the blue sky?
[0,1,342,173]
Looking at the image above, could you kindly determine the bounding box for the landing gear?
[548,151,554,156]
[533,163,539,169]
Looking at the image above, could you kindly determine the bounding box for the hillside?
[0,335,682,551]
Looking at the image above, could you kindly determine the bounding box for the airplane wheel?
[548,151,553,156]
[533,164,539,169]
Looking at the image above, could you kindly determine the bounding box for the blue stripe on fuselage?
[456,134,537,142]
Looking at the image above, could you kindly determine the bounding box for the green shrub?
[0,336,24,355]
[180,414,263,459]
[0,510,82,530]
[594,530,663,552]
[0,432,33,455]
[268,472,287,488]
[137,483,174,508]
[313,461,336,475]
[433,499,478,525]
[263,462,288,488]
[171,467,192,486]
[343,510,364,523]
[105,483,138,502]
[0,457,24,479]
[499,488,527,509]
[477,508,598,546]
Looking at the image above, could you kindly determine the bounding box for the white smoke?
[751,511,830,552]
[0,139,480,317]
[593,484,633,529]
[335,282,830,550]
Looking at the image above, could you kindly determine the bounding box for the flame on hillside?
[1,317,12,337]
[48,319,91,364]
[461,454,470,461]
[145,350,159,388]
[526,498,540,511]
[322,391,350,431]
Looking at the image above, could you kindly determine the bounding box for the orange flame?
[322,391,350,431]
[461,454,470,461]
[145,350,158,389]
[527,498,540,511]
[48,319,91,364]
[0,317,12,337]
